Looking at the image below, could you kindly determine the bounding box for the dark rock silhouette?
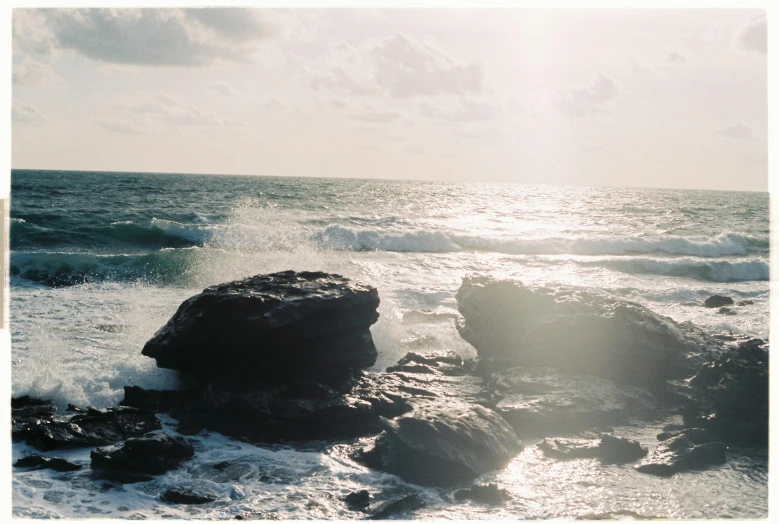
[704,295,734,308]
[141,271,380,388]
[91,433,194,475]
[684,338,768,446]
[14,454,82,472]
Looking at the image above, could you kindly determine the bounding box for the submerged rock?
[343,490,372,510]
[539,434,647,464]
[480,364,659,437]
[704,295,733,308]
[717,307,737,316]
[456,277,718,390]
[14,454,82,472]
[161,487,218,505]
[635,434,726,476]
[367,493,425,520]
[141,271,380,388]
[91,433,194,475]
[453,484,511,505]
[355,402,521,486]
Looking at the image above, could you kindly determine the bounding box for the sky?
[8,7,769,191]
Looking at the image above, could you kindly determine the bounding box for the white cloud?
[735,14,766,54]
[420,97,503,123]
[12,57,54,86]
[15,8,268,67]
[666,51,687,64]
[209,81,238,96]
[371,34,484,98]
[349,106,401,123]
[12,100,46,123]
[308,33,484,99]
[718,123,752,140]
[626,57,656,76]
[556,74,620,118]
[94,117,146,134]
[118,92,243,128]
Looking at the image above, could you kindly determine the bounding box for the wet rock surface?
[343,490,372,511]
[539,434,647,464]
[142,270,381,387]
[14,404,161,452]
[354,402,521,486]
[161,487,219,505]
[456,277,719,390]
[453,483,511,505]
[635,433,727,476]
[704,295,733,308]
[90,433,194,475]
[367,493,425,520]
[122,350,493,444]
[14,454,82,472]
[475,363,660,437]
[683,338,768,446]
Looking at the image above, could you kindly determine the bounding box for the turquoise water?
[9,169,769,518]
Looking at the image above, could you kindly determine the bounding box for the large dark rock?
[355,401,521,486]
[704,295,733,308]
[684,338,768,446]
[141,271,380,387]
[635,433,726,476]
[122,350,494,444]
[91,433,194,475]
[456,277,719,390]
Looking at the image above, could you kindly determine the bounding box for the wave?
[313,226,767,258]
[314,225,458,252]
[577,257,770,283]
[11,218,214,251]
[9,249,198,287]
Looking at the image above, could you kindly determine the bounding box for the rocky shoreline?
[12,270,769,518]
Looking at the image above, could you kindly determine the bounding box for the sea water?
[9,169,769,519]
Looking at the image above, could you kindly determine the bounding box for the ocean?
[9,169,769,519]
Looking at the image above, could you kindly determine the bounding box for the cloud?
[666,51,687,64]
[420,98,503,123]
[94,117,146,134]
[12,57,54,86]
[119,92,243,128]
[735,14,766,54]
[349,106,401,123]
[15,8,267,67]
[209,81,237,96]
[371,34,484,98]
[626,57,655,76]
[308,33,484,99]
[556,74,620,118]
[718,123,752,140]
[12,100,46,123]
